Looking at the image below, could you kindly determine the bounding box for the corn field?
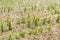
[0,0,60,40]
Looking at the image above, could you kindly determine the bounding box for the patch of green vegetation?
[54,9,60,14]
[48,26,51,32]
[47,3,56,10]
[28,29,33,35]
[15,33,19,39]
[27,19,30,28]
[47,18,51,24]
[32,5,37,11]
[33,14,39,26]
[27,13,31,27]
[33,26,38,35]
[7,17,12,30]
[21,17,25,23]
[0,19,4,33]
[6,5,13,12]
[19,31,26,38]
[16,17,20,24]
[24,7,27,12]
[56,15,60,23]
[8,32,12,40]
[39,25,44,34]
[28,27,38,35]
[43,18,47,25]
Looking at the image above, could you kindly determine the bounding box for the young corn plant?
[47,18,51,24]
[19,31,26,38]
[7,17,12,30]
[56,15,60,23]
[28,29,33,35]
[27,13,31,27]
[24,7,27,12]
[15,33,19,39]
[21,17,25,23]
[16,17,20,24]
[58,24,60,29]
[47,3,56,11]
[54,9,60,14]
[33,14,39,26]
[33,26,38,35]
[8,32,12,40]
[43,18,47,25]
[39,26,44,34]
[32,5,37,11]
[28,27,38,35]
[48,26,51,32]
[6,4,13,13]
[27,19,30,28]
[27,13,30,19]
[0,19,4,32]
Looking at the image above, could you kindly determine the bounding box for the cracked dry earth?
[0,0,60,40]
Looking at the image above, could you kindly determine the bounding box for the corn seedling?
[33,26,38,35]
[39,26,44,34]
[24,7,27,12]
[56,15,60,23]
[8,32,12,40]
[47,3,56,10]
[32,5,37,11]
[27,19,30,28]
[27,13,31,27]
[28,29,33,35]
[7,17,12,30]
[27,13,30,19]
[47,18,51,24]
[28,27,38,35]
[6,3,13,13]
[0,19,4,32]
[15,33,19,39]
[0,7,3,13]
[33,14,39,26]
[19,31,26,38]
[54,9,60,14]
[48,26,51,32]
[43,18,47,25]
[21,17,25,23]
[16,17,20,24]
